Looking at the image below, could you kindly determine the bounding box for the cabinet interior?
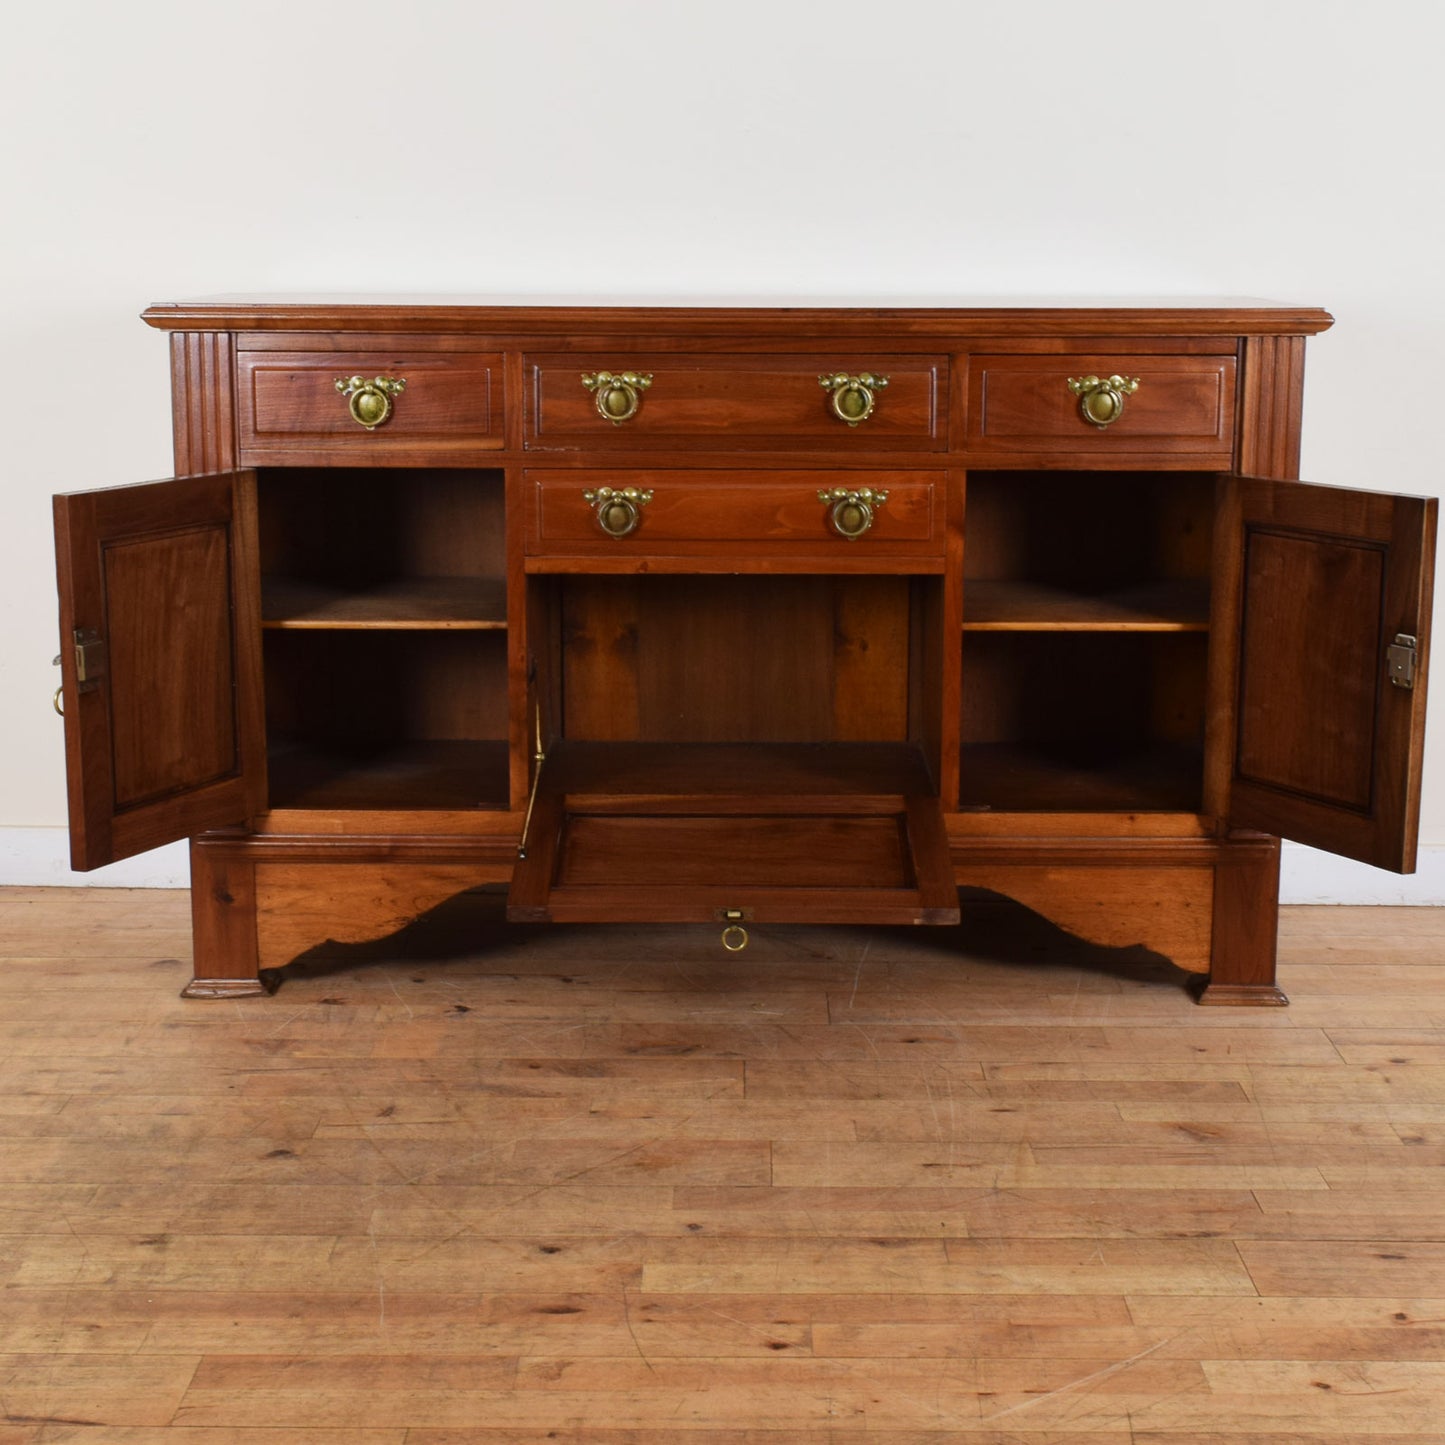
[960,471,1215,812]
[543,573,943,795]
[250,466,1220,815]
[257,467,510,810]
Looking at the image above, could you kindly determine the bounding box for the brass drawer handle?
[335,375,407,430]
[819,486,888,540]
[820,371,889,426]
[581,370,653,424]
[1068,373,1139,428]
[583,485,653,538]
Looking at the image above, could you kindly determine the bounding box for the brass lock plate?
[72,627,106,693]
[1387,633,1418,689]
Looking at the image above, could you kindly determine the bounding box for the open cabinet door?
[1216,476,1435,871]
[54,472,266,870]
[509,742,960,927]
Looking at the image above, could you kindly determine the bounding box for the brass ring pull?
[818,486,889,540]
[721,924,749,952]
[335,375,407,430]
[1067,373,1139,428]
[53,686,64,717]
[582,485,653,539]
[581,370,653,425]
[820,371,889,426]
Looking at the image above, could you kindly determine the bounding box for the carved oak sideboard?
[53,299,1436,1003]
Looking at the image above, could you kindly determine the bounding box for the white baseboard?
[1280,841,1445,904]
[0,829,188,888]
[1,827,1442,904]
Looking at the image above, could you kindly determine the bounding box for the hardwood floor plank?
[1236,1242,1445,1298]
[769,1141,1327,1190]
[0,1353,199,1427]
[642,1238,1256,1297]
[406,1434,1133,1445]
[3,888,1444,1440]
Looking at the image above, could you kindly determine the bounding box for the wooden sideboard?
[52,299,1437,1004]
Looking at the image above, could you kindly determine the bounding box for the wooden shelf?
[261,576,507,630]
[543,740,936,804]
[959,741,1203,813]
[963,578,1210,632]
[267,739,510,811]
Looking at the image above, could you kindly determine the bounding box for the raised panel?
[1219,477,1436,872]
[105,525,237,807]
[53,472,265,870]
[1235,529,1382,810]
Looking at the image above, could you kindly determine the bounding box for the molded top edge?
[141,295,1335,336]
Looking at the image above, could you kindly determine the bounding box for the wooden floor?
[2,887,1445,1441]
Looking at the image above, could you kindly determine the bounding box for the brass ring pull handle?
[720,909,749,951]
[583,485,653,538]
[53,686,64,717]
[819,486,889,540]
[1067,373,1139,428]
[820,371,889,426]
[335,375,407,430]
[581,370,653,425]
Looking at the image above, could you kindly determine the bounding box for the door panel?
[53,472,265,870]
[508,741,959,926]
[1215,477,1435,871]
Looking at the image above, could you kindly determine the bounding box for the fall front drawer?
[526,469,946,564]
[967,353,1237,461]
[237,348,503,462]
[528,354,945,450]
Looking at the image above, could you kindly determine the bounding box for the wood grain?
[141,297,1337,337]
[236,349,502,465]
[52,472,267,869]
[170,330,237,475]
[527,353,945,451]
[6,888,1445,1437]
[963,578,1211,631]
[1218,479,1436,870]
[967,352,1237,460]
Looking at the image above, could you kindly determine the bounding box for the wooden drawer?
[967,353,1236,460]
[527,354,945,451]
[237,349,502,462]
[526,469,945,564]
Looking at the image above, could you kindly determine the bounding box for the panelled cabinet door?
[1215,476,1436,872]
[53,472,266,870]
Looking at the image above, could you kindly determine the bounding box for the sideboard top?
[141,296,1335,338]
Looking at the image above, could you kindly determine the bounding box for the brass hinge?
[1387,633,1418,690]
[72,627,106,692]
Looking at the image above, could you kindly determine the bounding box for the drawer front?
[528,355,945,451]
[527,469,944,560]
[967,354,1237,459]
[237,350,502,461]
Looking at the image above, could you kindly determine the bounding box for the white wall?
[2,0,1441,898]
